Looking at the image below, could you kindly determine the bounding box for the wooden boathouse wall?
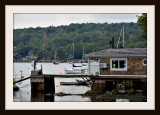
[100,58,147,75]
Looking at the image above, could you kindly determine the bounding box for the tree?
[13,22,145,61]
[137,13,147,46]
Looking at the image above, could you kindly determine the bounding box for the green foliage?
[128,89,136,95]
[137,13,147,45]
[13,22,145,60]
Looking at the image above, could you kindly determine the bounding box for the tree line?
[13,22,146,61]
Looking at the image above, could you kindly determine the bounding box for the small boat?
[60,80,89,85]
[72,64,82,67]
[53,61,60,65]
[67,43,74,64]
[65,68,82,74]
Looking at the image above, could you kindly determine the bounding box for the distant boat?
[65,68,82,74]
[65,42,80,74]
[65,43,87,74]
[53,50,60,65]
[53,61,60,64]
[73,64,82,67]
[82,45,86,66]
[67,43,74,64]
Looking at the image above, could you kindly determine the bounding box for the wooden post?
[125,80,130,90]
[44,77,55,94]
[31,71,44,92]
[113,79,117,89]
[130,79,133,89]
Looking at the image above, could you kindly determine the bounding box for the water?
[13,62,145,102]
[13,62,91,102]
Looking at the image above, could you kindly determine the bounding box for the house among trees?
[85,48,147,93]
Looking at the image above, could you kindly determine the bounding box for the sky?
[14,13,142,29]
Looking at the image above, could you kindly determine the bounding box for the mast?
[54,50,57,61]
[82,45,84,61]
[43,38,45,60]
[116,25,124,48]
[73,42,74,62]
[123,25,124,48]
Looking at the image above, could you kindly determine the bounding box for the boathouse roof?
[84,48,147,58]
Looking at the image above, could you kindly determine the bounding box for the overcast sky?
[14,13,142,29]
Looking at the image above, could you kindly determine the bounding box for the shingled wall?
[100,58,147,75]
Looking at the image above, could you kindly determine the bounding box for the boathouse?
[85,48,147,92]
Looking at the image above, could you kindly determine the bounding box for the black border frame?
[2,0,158,112]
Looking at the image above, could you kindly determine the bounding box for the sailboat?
[81,45,87,66]
[53,50,60,65]
[65,42,83,74]
[68,43,74,64]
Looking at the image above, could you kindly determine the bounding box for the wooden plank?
[43,74,88,78]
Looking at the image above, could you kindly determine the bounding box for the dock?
[30,70,89,94]
[29,69,146,96]
[42,74,88,78]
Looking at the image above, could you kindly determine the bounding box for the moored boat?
[53,61,60,65]
[72,64,82,67]
[53,50,60,65]
[65,68,82,74]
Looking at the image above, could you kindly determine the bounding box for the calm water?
[14,62,143,102]
[13,62,91,102]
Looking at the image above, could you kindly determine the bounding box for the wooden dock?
[42,74,88,78]
[30,70,147,97]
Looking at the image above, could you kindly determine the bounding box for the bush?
[111,89,118,95]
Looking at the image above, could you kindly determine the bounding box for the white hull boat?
[65,69,82,74]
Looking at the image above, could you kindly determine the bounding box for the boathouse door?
[105,81,113,91]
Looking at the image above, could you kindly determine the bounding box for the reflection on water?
[31,92,91,102]
[54,95,91,102]
[13,62,145,102]
[116,99,129,102]
[91,96,116,102]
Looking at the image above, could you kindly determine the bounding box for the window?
[110,58,127,71]
[142,59,147,66]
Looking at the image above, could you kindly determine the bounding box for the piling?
[30,70,44,92]
[44,77,55,94]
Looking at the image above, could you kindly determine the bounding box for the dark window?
[111,58,127,70]
[112,60,118,68]
[119,60,125,68]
